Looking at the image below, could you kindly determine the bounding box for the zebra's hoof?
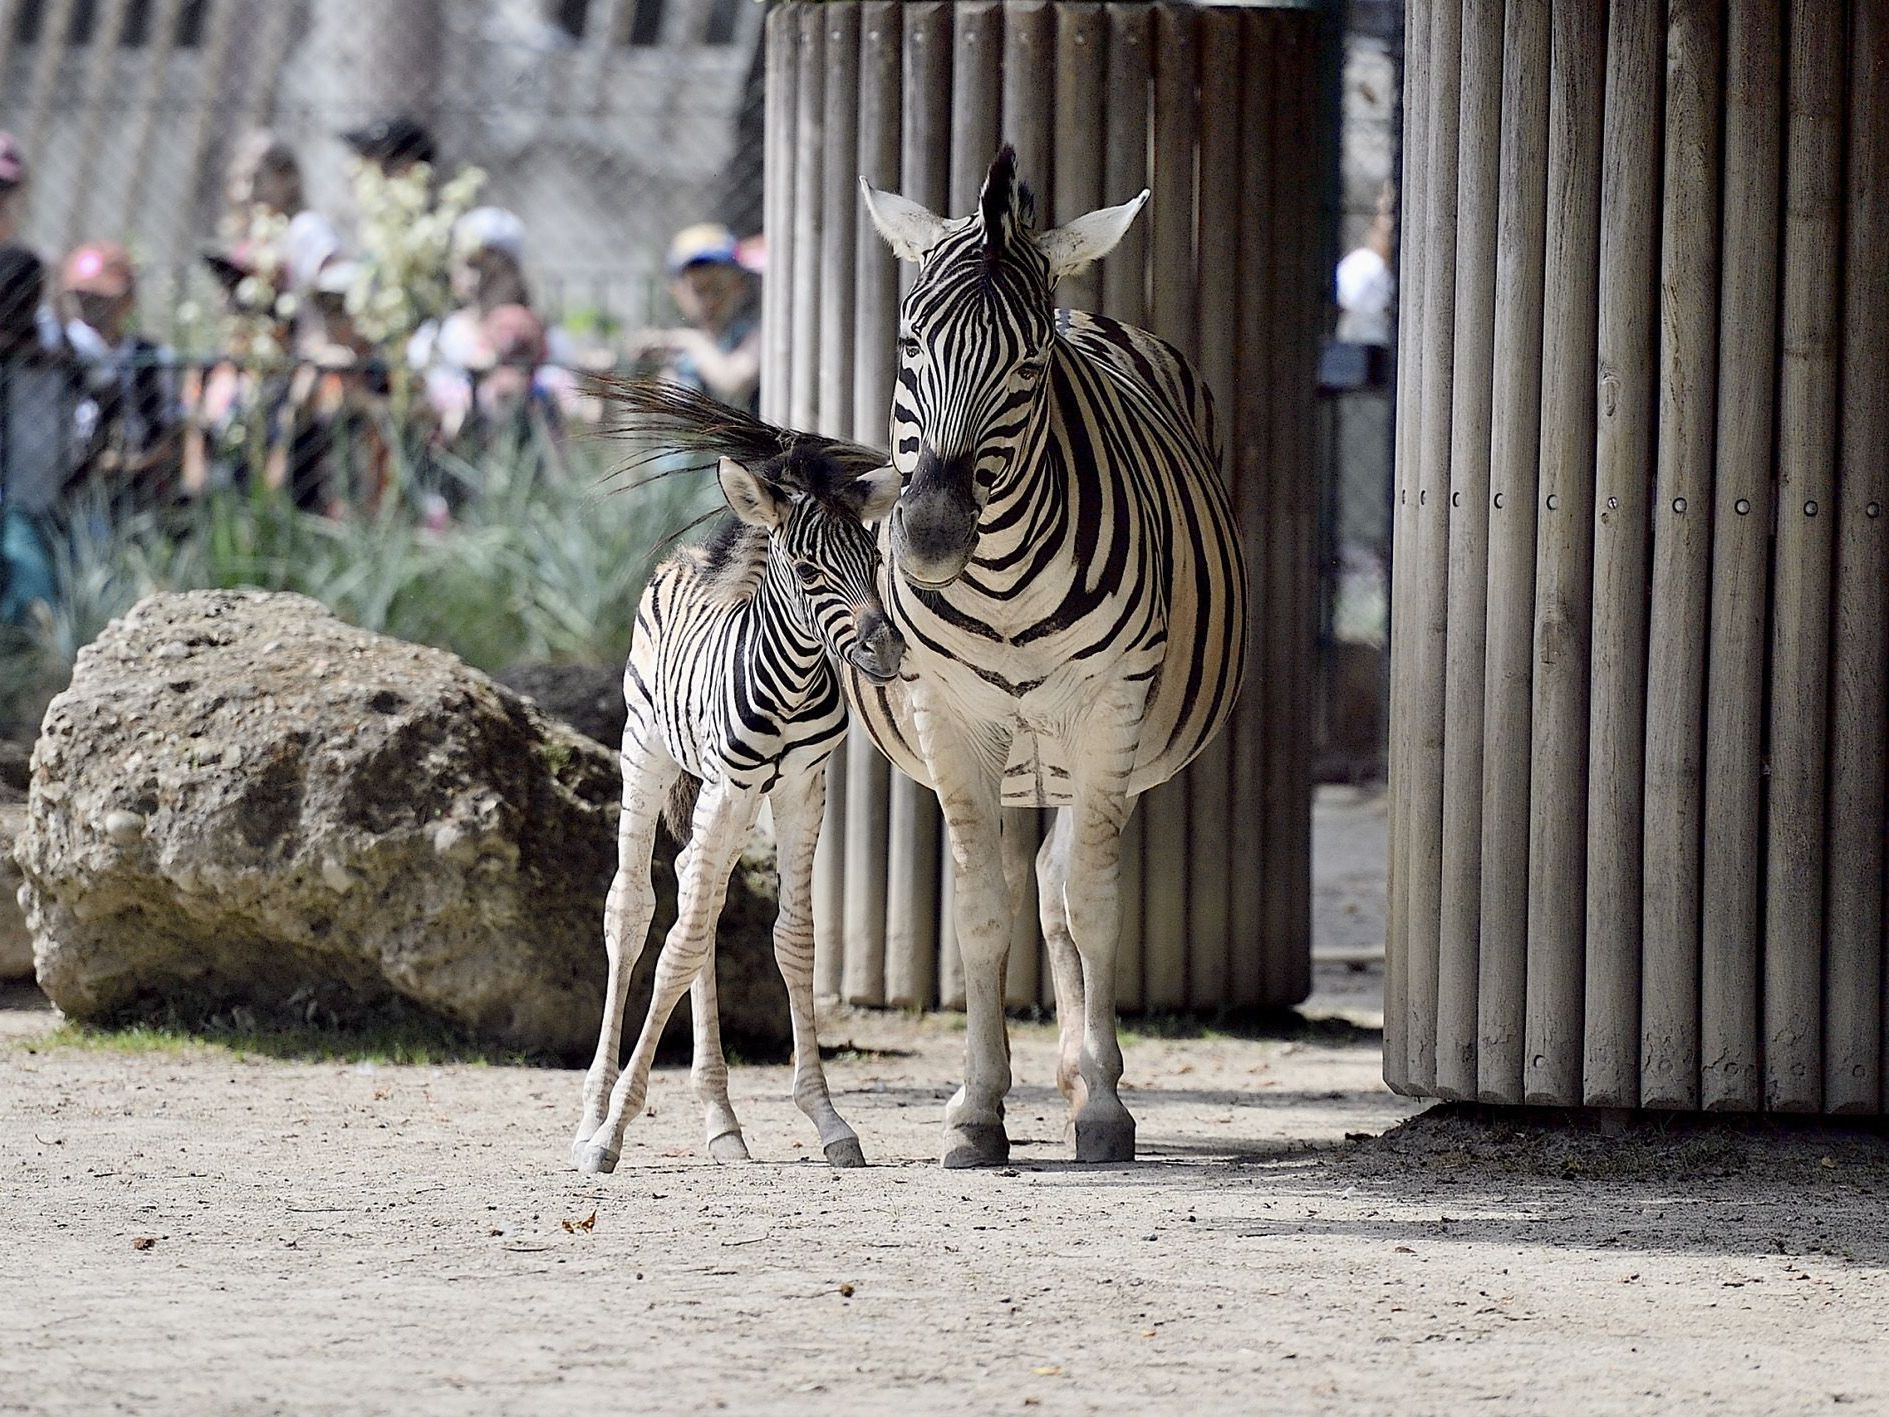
[708,1131,753,1164]
[823,1135,867,1169]
[577,1141,620,1175]
[941,1123,1010,1169]
[1073,1108,1136,1163]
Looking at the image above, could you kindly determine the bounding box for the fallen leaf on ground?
[561,1211,597,1234]
[132,1236,157,1251]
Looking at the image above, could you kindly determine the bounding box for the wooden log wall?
[1389,0,1889,1112]
[764,0,1324,1015]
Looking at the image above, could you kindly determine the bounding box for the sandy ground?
[3,787,1887,1415]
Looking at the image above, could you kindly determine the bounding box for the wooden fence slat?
[1699,0,1781,1112]
[788,6,826,434]
[1140,0,1197,1013]
[1190,3,1240,1015]
[884,0,952,1010]
[1763,0,1844,1114]
[1227,5,1274,1014]
[1523,0,1605,1108]
[1052,2,1107,314]
[1640,0,1723,1111]
[1265,6,1318,1011]
[842,0,899,1008]
[761,4,798,426]
[168,0,243,266]
[1581,0,1663,1108]
[118,0,186,231]
[63,0,135,246]
[22,0,79,163]
[1385,0,1434,1089]
[1433,0,1502,1101]
[1826,0,1889,1115]
[1476,0,1551,1106]
[1403,0,1462,1092]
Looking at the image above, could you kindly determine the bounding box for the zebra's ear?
[717,456,785,529]
[1036,190,1151,280]
[860,178,948,263]
[848,465,904,523]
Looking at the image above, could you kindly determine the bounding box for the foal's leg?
[572,735,677,1169]
[578,779,761,1174]
[1036,808,1088,1128]
[690,941,751,1163]
[769,764,865,1167]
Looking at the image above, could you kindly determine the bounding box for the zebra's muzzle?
[849,611,907,683]
[891,449,980,588]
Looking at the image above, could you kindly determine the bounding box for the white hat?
[453,206,526,260]
[283,210,342,292]
[314,257,362,295]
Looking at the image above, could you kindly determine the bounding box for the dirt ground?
[3,788,1887,1415]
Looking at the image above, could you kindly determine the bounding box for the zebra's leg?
[571,734,677,1170]
[1036,808,1088,1127]
[689,939,751,1163]
[770,764,866,1167]
[917,724,1012,1169]
[579,778,762,1174]
[1063,712,1143,1164]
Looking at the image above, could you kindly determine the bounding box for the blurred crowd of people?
[0,117,764,628]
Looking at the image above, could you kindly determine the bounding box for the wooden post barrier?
[1391,0,1889,1114]
[767,0,1323,1016]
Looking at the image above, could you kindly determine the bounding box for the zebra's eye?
[794,562,822,587]
[1016,361,1041,384]
[899,336,922,359]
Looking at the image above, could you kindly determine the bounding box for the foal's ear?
[717,456,786,529]
[1036,190,1150,281]
[860,178,950,263]
[848,465,903,523]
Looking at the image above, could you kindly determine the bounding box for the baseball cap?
[62,241,135,298]
[454,206,526,260]
[665,223,741,276]
[342,114,436,168]
[0,131,23,190]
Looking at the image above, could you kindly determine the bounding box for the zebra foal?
[571,382,904,1175]
[854,148,1249,1166]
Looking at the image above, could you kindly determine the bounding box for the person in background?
[0,131,25,247]
[0,247,79,625]
[268,257,390,519]
[1334,182,1395,347]
[632,223,762,414]
[59,241,181,509]
[341,115,438,180]
[221,129,344,310]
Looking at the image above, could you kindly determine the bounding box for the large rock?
[0,805,29,981]
[14,591,789,1062]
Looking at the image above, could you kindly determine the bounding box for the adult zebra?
[854,148,1249,1166]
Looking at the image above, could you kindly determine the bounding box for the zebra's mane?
[979,144,1037,266]
[593,376,889,606]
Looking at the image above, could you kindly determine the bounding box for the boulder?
[0,805,29,981]
[495,662,627,750]
[14,590,790,1062]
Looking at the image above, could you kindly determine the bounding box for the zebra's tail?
[662,771,703,843]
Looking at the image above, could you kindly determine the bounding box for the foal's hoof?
[708,1131,753,1164]
[576,1141,620,1175]
[1073,1109,1136,1163]
[941,1123,1010,1169]
[823,1135,867,1169]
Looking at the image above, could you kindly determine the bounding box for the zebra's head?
[860,145,1148,589]
[716,454,907,682]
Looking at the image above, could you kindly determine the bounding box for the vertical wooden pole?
[1433,0,1502,1101]
[1053,3,1108,315]
[1103,0,1154,1010]
[1826,0,1889,1116]
[1640,0,1722,1111]
[761,4,798,425]
[22,0,79,162]
[843,0,898,1008]
[1700,0,1781,1112]
[1192,4,1241,1015]
[1477,0,1550,1106]
[1265,8,1319,1010]
[1523,0,1604,1108]
[941,0,1002,1009]
[1581,0,1663,1108]
[1403,0,1462,1091]
[1385,0,1434,1088]
[1764,0,1844,1114]
[63,0,136,246]
[119,0,186,232]
[1140,0,1195,1011]
[1228,6,1275,1015]
[884,0,952,1011]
